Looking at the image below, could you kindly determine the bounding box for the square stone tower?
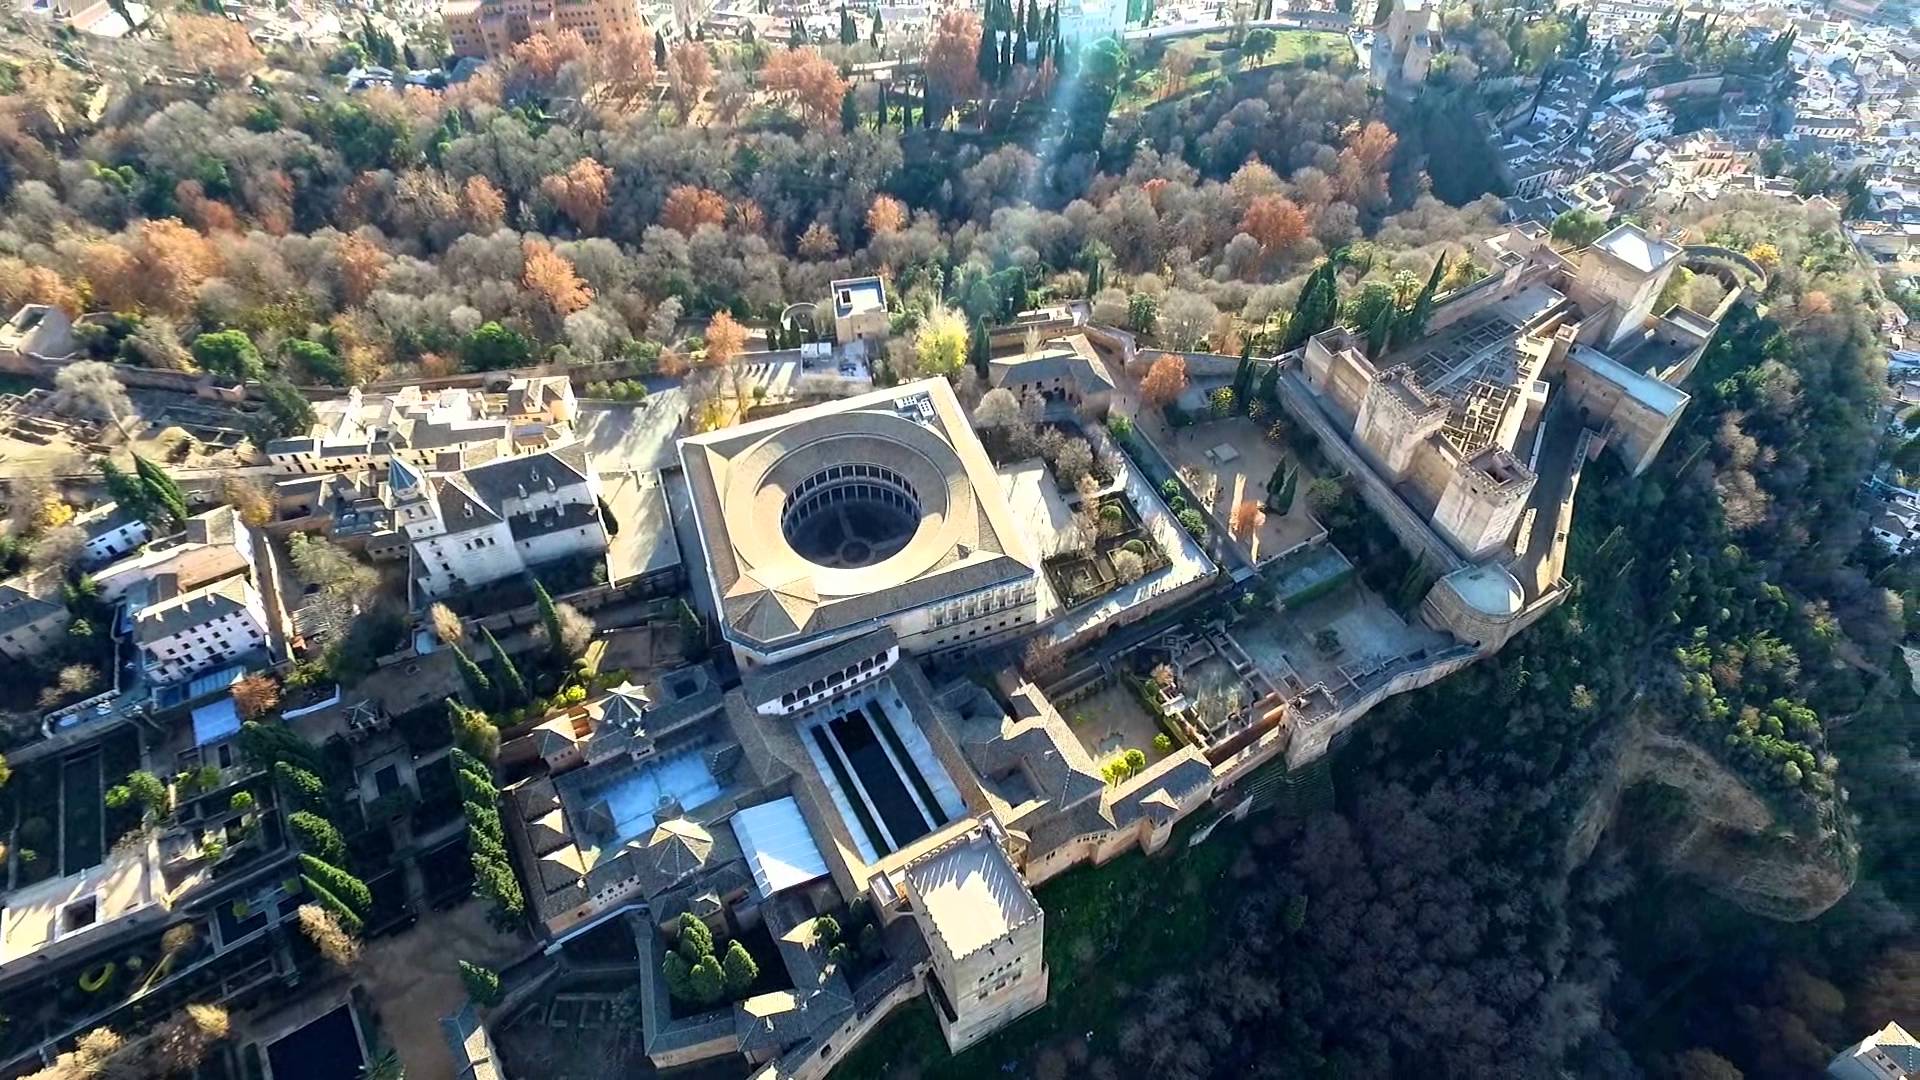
[902,821,1049,1052]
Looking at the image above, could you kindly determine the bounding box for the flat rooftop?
[831,277,886,318]
[1,848,156,965]
[1569,344,1689,415]
[598,469,682,586]
[1592,223,1682,275]
[905,828,1038,961]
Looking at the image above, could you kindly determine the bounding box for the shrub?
[1178,508,1208,538]
[688,955,726,1005]
[678,917,715,963]
[811,914,840,944]
[298,854,371,915]
[721,939,758,996]
[1153,733,1174,754]
[826,942,853,968]
[288,811,347,864]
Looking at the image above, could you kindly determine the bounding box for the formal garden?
[1040,492,1169,608]
[1,725,145,889]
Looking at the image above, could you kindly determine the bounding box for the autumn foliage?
[1231,499,1264,541]
[760,48,849,125]
[703,311,747,366]
[867,195,907,236]
[660,185,728,236]
[1140,353,1190,408]
[522,238,592,316]
[540,157,615,234]
[925,11,984,104]
[1242,195,1309,254]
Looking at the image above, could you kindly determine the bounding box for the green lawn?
[1116,30,1353,112]
[829,817,1244,1079]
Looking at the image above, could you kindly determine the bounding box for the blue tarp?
[191,697,241,747]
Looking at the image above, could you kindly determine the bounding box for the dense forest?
[1054,195,1914,1079]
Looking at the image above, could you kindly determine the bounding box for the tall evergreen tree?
[451,643,493,706]
[1367,301,1396,360]
[654,30,667,67]
[876,82,889,129]
[971,317,992,381]
[977,20,999,85]
[533,580,566,663]
[839,5,857,45]
[869,7,882,47]
[841,88,858,133]
[101,459,153,522]
[1274,465,1297,513]
[1405,254,1448,340]
[1257,359,1280,404]
[133,454,189,525]
[481,626,529,706]
[1231,346,1254,410]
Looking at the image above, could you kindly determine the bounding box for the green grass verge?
[830,817,1243,1079]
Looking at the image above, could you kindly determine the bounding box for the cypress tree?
[101,459,153,522]
[133,454,189,525]
[533,579,566,662]
[451,642,493,706]
[654,30,666,68]
[869,7,882,47]
[1257,357,1280,403]
[876,82,889,130]
[841,88,858,133]
[1405,254,1447,340]
[1231,343,1254,408]
[1265,459,1289,507]
[839,5,856,45]
[971,317,992,381]
[481,626,529,706]
[1275,465,1297,513]
[299,853,372,914]
[1367,301,1396,360]
[977,21,998,85]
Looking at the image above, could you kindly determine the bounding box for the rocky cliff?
[1569,718,1855,921]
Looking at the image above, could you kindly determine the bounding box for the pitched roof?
[738,626,897,706]
[679,379,1035,654]
[461,444,592,507]
[0,575,65,636]
[988,334,1115,392]
[133,576,254,645]
[433,474,501,534]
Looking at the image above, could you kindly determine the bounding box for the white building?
[1055,0,1125,48]
[75,502,152,568]
[266,377,576,476]
[133,576,271,686]
[94,506,255,605]
[398,444,609,600]
[1829,1021,1918,1080]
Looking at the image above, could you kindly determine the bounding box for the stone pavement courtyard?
[1155,415,1328,566]
[1064,682,1171,771]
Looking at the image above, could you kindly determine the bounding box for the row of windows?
[783,463,918,514]
[933,581,1033,629]
[779,650,888,707]
[783,480,917,538]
